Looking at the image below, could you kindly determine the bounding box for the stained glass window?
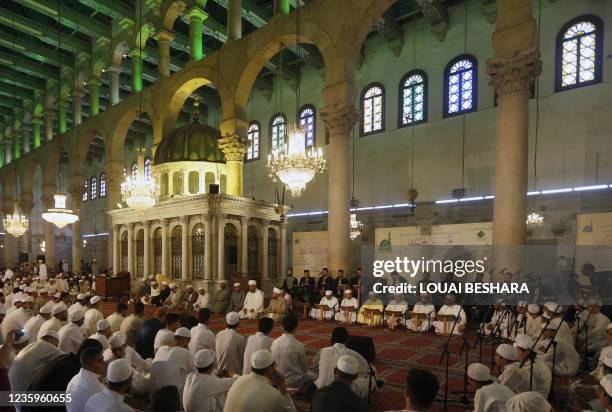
[445,55,477,117]
[247,121,260,160]
[131,163,138,179]
[99,173,106,197]
[361,84,384,135]
[82,180,88,202]
[90,176,97,200]
[400,71,427,126]
[144,158,151,178]
[270,114,286,153]
[298,105,316,147]
[557,16,602,91]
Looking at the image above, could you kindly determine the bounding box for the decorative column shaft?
[109,65,122,105]
[127,223,134,277]
[18,196,33,257]
[22,127,31,154]
[279,221,287,278]
[181,216,189,281]
[217,214,225,280]
[144,222,151,276]
[45,109,54,141]
[68,184,84,274]
[58,98,67,134]
[274,0,290,15]
[89,79,101,116]
[32,118,43,148]
[186,7,208,62]
[261,221,269,280]
[204,214,212,279]
[228,0,242,41]
[13,130,21,160]
[155,30,174,78]
[112,225,120,274]
[219,118,248,196]
[161,219,169,276]
[72,88,83,125]
[321,104,358,274]
[42,192,56,268]
[240,217,248,274]
[2,203,17,268]
[131,49,146,93]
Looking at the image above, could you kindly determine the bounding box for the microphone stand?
[540,315,564,400]
[576,307,595,371]
[489,308,510,369]
[472,322,486,363]
[456,312,478,405]
[438,308,462,412]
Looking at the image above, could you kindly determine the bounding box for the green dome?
[154,120,225,164]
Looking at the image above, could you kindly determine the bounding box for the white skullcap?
[517,300,527,308]
[506,392,552,412]
[109,331,127,348]
[151,281,157,285]
[544,302,562,314]
[97,319,110,331]
[52,302,67,315]
[148,275,154,280]
[496,343,518,361]
[186,285,193,289]
[514,334,534,350]
[601,375,612,398]
[79,280,83,283]
[337,355,359,375]
[39,301,54,314]
[325,290,333,296]
[90,296,101,305]
[544,318,561,330]
[603,351,612,369]
[170,283,177,289]
[248,280,256,286]
[175,327,191,338]
[76,293,86,300]
[527,304,540,314]
[54,293,61,299]
[22,296,34,303]
[225,311,240,326]
[162,281,168,286]
[39,288,48,293]
[344,289,352,294]
[107,358,132,383]
[233,282,240,287]
[195,349,215,368]
[0,305,6,315]
[251,349,274,369]
[12,296,22,304]
[467,363,491,382]
[41,329,59,340]
[69,310,85,322]
[14,330,29,345]
[272,287,282,294]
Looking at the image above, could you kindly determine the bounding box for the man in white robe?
[468,363,515,412]
[384,294,408,328]
[183,349,237,412]
[2,298,29,340]
[194,287,209,310]
[189,308,216,355]
[85,358,134,412]
[575,297,610,353]
[543,301,572,344]
[495,343,530,394]
[107,302,128,333]
[9,332,61,395]
[59,309,86,354]
[405,293,435,332]
[334,289,358,323]
[243,317,274,375]
[483,304,514,338]
[513,334,551,398]
[271,314,311,389]
[68,293,86,317]
[216,311,246,375]
[506,391,552,412]
[83,296,104,336]
[537,318,579,377]
[66,345,106,412]
[103,331,150,372]
[120,302,145,347]
[24,300,53,343]
[434,295,466,335]
[309,290,338,320]
[38,260,47,280]
[240,280,264,320]
[89,319,112,350]
[525,304,543,338]
[37,302,67,339]
[153,312,180,354]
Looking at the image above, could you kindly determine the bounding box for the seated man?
[193,286,209,311]
[334,289,358,323]
[575,296,610,354]
[182,285,198,312]
[310,290,338,320]
[482,302,514,339]
[385,294,408,328]
[406,293,435,332]
[240,280,264,320]
[211,281,231,314]
[310,355,370,412]
[264,288,288,321]
[468,363,515,411]
[536,318,580,377]
[495,343,530,394]
[357,291,384,326]
[514,334,552,398]
[433,294,466,335]
[228,283,246,313]
[163,283,183,310]
[525,304,543,338]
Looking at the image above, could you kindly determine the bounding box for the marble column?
[68,181,84,274]
[321,104,358,275]
[88,78,101,116]
[130,49,146,93]
[72,88,84,125]
[228,0,242,41]
[217,214,225,280]
[58,98,67,134]
[127,223,135,277]
[240,217,248,274]
[204,213,212,280]
[219,118,248,196]
[279,221,287,278]
[261,220,269,280]
[488,0,541,277]
[104,162,123,270]
[31,117,43,148]
[155,29,174,78]
[143,222,151,276]
[186,7,208,61]
[274,0,290,15]
[108,65,122,105]
[22,126,31,154]
[112,225,120,274]
[44,109,54,141]
[161,219,169,276]
[42,189,56,268]
[181,216,189,281]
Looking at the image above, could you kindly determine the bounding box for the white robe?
[106,312,125,333]
[271,333,310,389]
[482,309,515,338]
[240,290,264,319]
[183,372,235,412]
[242,331,273,375]
[538,338,580,377]
[23,314,46,344]
[83,308,104,337]
[434,304,466,335]
[9,340,61,393]
[473,382,515,412]
[499,362,530,394]
[189,323,216,356]
[2,307,28,340]
[575,312,610,352]
[38,264,47,279]
[521,359,552,398]
[312,342,372,398]
[66,368,105,412]
[334,297,358,322]
[525,315,543,339]
[58,322,85,354]
[85,388,133,412]
[224,373,296,412]
[215,328,246,375]
[384,301,408,326]
[37,317,65,340]
[194,293,210,310]
[150,345,196,400]
[309,296,338,320]
[405,303,435,331]
[153,328,174,354]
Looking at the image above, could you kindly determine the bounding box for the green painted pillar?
[274,0,290,15]
[13,132,21,160]
[89,78,101,116]
[59,100,67,134]
[32,118,43,148]
[186,7,208,62]
[130,49,145,93]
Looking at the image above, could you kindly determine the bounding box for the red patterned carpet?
[100,302,568,412]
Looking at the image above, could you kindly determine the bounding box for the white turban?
[52,302,67,315]
[506,392,552,412]
[248,280,256,286]
[601,375,612,397]
[496,343,517,361]
[527,304,540,314]
[272,287,282,294]
[251,349,274,369]
[337,355,359,374]
[107,359,132,383]
[513,334,534,350]
[467,363,490,382]
[174,327,191,338]
[195,349,215,368]
[109,331,127,348]
[226,312,239,326]
[39,301,54,314]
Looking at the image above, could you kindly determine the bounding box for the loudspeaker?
[347,335,376,363]
[209,184,220,194]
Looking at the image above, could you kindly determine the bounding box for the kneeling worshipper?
[575,297,610,354]
[243,317,274,375]
[150,327,197,402]
[228,283,246,313]
[434,294,466,335]
[310,290,338,320]
[83,295,104,336]
[543,301,572,344]
[183,349,238,412]
[224,349,297,412]
[89,319,112,350]
[468,363,515,412]
[66,346,106,412]
[37,302,68,339]
[525,304,543,338]
[406,293,435,332]
[24,300,54,343]
[182,285,198,311]
[505,392,552,412]
[569,350,612,410]
[334,289,358,323]
[193,286,209,310]
[482,302,514,339]
[385,294,408,329]
[210,281,231,314]
[357,291,384,326]
[104,332,152,396]
[84,358,134,412]
[495,343,530,394]
[9,330,61,394]
[240,280,265,320]
[59,309,86,354]
[271,315,311,390]
[513,334,551,398]
[264,287,288,321]
[537,318,580,377]
[216,312,246,375]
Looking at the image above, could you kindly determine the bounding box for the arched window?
[270,113,286,153]
[144,158,152,178]
[556,16,603,91]
[99,173,106,198]
[298,105,316,148]
[82,180,88,202]
[247,121,260,160]
[360,83,385,136]
[444,55,477,117]
[399,71,427,127]
[90,176,97,200]
[131,163,138,179]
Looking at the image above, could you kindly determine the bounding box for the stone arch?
[161,0,188,30]
[133,22,157,51]
[111,40,130,66]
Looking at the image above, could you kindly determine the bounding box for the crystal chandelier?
[350,213,363,240]
[120,147,158,210]
[3,203,28,237]
[42,194,79,229]
[40,240,46,253]
[267,123,325,197]
[526,212,544,228]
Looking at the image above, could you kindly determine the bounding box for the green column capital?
[185,7,209,22]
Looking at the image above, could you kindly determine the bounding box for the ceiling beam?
[0,83,34,101]
[0,67,46,91]
[0,30,73,65]
[0,51,57,80]
[77,0,132,23]
[416,0,449,41]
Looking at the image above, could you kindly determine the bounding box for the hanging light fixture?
[350,213,363,240]
[526,212,544,228]
[266,6,325,196]
[3,202,28,237]
[121,147,158,210]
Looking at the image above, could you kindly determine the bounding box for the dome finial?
[192,96,200,123]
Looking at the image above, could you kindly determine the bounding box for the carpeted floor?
[100,301,568,412]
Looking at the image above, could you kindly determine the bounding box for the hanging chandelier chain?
[533,0,543,191]
[460,0,469,188]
